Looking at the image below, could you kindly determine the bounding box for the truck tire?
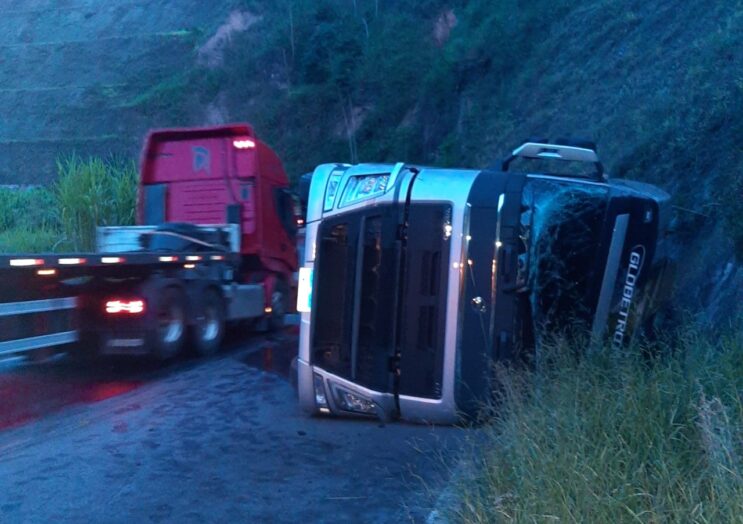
[150,286,186,360]
[69,330,99,364]
[191,288,226,356]
[268,279,288,331]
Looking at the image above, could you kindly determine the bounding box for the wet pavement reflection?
[0,325,299,433]
[239,327,298,380]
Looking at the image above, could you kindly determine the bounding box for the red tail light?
[105,299,145,315]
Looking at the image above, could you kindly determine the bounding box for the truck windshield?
[519,179,609,337]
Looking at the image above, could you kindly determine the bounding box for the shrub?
[0,187,59,253]
[0,186,56,232]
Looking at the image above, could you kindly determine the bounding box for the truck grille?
[311,203,450,400]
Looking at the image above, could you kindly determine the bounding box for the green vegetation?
[0,156,137,253]
[120,72,193,122]
[451,325,743,522]
[166,0,740,258]
[0,186,60,253]
[55,155,137,251]
[108,0,739,256]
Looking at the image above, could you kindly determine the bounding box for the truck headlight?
[323,172,344,211]
[331,383,377,415]
[339,174,391,207]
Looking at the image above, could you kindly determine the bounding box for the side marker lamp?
[58,258,85,265]
[10,259,44,267]
[313,373,330,410]
[443,223,453,239]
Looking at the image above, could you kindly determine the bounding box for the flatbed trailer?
[0,240,271,359]
[0,124,299,360]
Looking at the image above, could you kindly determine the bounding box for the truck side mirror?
[292,193,305,228]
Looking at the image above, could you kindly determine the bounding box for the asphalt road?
[0,330,464,523]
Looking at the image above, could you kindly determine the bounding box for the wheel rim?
[199,305,220,342]
[158,304,184,344]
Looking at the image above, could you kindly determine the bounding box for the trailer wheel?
[268,280,288,331]
[151,287,186,360]
[192,288,226,356]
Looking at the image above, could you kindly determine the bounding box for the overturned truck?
[296,140,674,423]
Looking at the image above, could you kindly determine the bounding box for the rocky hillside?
[1,0,741,319]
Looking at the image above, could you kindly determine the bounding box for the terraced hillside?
[0,0,239,184]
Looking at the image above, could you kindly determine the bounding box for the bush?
[452,323,743,522]
[0,186,57,232]
[0,187,59,253]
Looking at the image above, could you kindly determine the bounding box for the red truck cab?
[139,124,299,317]
[0,124,299,360]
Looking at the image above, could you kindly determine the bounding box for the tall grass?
[0,156,137,253]
[54,155,137,251]
[452,323,743,523]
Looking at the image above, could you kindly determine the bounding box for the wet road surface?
[0,329,464,523]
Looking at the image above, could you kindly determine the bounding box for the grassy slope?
[451,326,743,522]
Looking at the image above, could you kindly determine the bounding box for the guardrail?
[0,297,78,356]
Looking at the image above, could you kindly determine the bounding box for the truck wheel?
[192,289,226,356]
[268,280,288,331]
[151,287,186,360]
[69,331,99,364]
